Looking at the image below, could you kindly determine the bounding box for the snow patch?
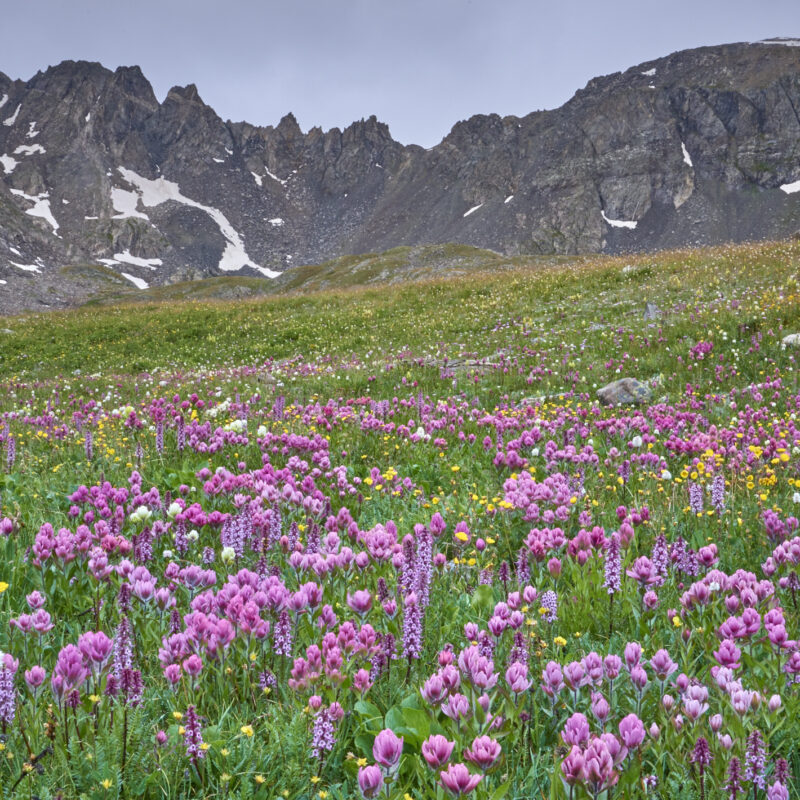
[601,210,637,230]
[9,260,42,273]
[641,68,656,76]
[117,167,279,278]
[212,157,225,163]
[9,247,20,255]
[120,272,149,289]
[0,154,18,174]
[681,142,693,167]
[62,198,69,204]
[463,203,483,217]
[268,218,284,227]
[760,38,800,47]
[0,94,7,109]
[251,171,263,187]
[113,249,162,269]
[225,148,233,155]
[780,180,800,194]
[14,144,45,156]
[0,279,6,285]
[9,189,60,236]
[26,121,39,138]
[265,168,287,186]
[85,112,91,122]
[111,187,149,220]
[3,104,20,126]
[85,216,99,220]
[504,195,514,204]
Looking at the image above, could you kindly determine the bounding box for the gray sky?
[4,0,799,147]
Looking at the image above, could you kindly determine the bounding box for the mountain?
[1,39,799,312]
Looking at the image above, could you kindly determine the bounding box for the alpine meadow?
[0,239,799,798]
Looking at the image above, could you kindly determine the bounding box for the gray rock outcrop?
[597,378,654,406]
[1,41,800,311]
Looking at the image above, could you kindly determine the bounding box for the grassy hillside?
[2,240,798,395]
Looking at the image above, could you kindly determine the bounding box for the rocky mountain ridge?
[0,39,799,312]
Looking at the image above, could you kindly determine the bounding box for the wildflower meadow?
[0,240,799,798]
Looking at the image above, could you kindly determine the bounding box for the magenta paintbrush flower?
[626,556,663,587]
[421,734,455,769]
[24,665,46,692]
[713,638,742,668]
[591,692,611,725]
[372,728,403,772]
[540,660,564,698]
[182,654,203,678]
[347,590,373,616]
[357,765,383,798]
[78,631,113,677]
[439,763,482,796]
[31,609,54,635]
[561,746,586,785]
[52,644,89,703]
[583,737,618,795]
[505,662,531,694]
[618,713,646,749]
[562,712,591,747]
[649,649,677,681]
[421,673,448,705]
[464,735,501,771]
[767,782,789,800]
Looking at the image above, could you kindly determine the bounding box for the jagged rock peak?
[276,112,302,136]
[24,60,157,105]
[112,65,157,103]
[34,59,111,83]
[343,114,393,140]
[165,83,203,104]
[1,41,800,315]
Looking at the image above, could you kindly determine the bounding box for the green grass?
[1,239,798,397]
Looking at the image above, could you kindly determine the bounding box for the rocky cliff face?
[1,40,799,312]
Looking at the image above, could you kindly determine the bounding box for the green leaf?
[400,693,423,710]
[354,699,382,722]
[470,584,495,615]
[355,734,375,757]
[490,778,512,800]
[400,707,430,740]
[384,705,405,731]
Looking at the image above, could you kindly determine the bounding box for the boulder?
[781,333,800,349]
[597,378,653,406]
[643,302,660,320]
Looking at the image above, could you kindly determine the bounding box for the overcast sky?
[4,0,798,147]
